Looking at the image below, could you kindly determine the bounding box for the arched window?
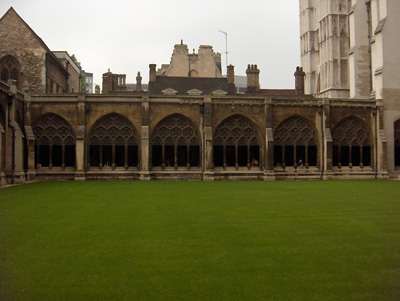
[151,114,200,169]
[0,56,20,88]
[33,114,75,168]
[189,70,199,77]
[274,116,318,167]
[394,120,400,167]
[88,114,138,169]
[332,116,372,167]
[213,115,261,169]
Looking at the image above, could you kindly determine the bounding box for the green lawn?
[1,180,399,300]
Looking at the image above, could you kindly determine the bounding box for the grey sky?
[0,0,300,89]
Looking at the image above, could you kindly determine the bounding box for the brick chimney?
[227,64,236,95]
[136,71,142,92]
[149,64,156,83]
[227,65,235,84]
[294,66,305,95]
[102,69,112,94]
[246,64,260,94]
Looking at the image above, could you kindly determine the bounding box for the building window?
[151,114,200,169]
[274,116,318,168]
[213,115,261,169]
[88,114,138,169]
[0,56,20,88]
[332,116,372,167]
[33,114,76,169]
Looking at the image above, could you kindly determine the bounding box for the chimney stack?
[102,71,112,94]
[227,64,236,95]
[149,64,156,83]
[246,64,260,94]
[227,65,235,84]
[294,66,305,95]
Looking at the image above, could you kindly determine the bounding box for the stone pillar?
[136,72,142,92]
[140,95,150,180]
[75,95,86,180]
[246,64,260,94]
[294,66,305,95]
[0,124,5,186]
[5,80,25,184]
[24,93,36,181]
[375,101,388,178]
[95,85,100,94]
[203,95,214,180]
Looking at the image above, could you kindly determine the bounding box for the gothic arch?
[151,114,201,169]
[274,115,318,167]
[213,114,262,169]
[32,113,76,168]
[0,55,21,89]
[332,115,372,167]
[394,119,400,167]
[88,113,138,169]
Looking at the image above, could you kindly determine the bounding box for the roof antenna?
[218,30,228,71]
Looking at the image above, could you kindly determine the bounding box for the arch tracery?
[213,115,261,169]
[0,56,21,88]
[88,114,138,169]
[33,114,75,168]
[274,116,318,167]
[151,114,200,169]
[332,116,372,167]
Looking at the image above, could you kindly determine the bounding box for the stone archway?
[33,114,75,168]
[274,116,318,167]
[213,115,262,169]
[88,114,138,169]
[332,116,372,167]
[151,114,201,169]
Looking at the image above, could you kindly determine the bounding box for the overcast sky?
[1,0,300,89]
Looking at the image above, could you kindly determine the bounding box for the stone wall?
[0,8,47,93]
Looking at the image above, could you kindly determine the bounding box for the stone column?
[203,95,214,180]
[375,101,388,178]
[75,95,86,180]
[0,125,5,186]
[24,93,36,181]
[140,95,150,180]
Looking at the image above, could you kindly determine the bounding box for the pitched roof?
[149,76,233,95]
[0,7,68,75]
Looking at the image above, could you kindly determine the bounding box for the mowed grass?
[1,180,400,300]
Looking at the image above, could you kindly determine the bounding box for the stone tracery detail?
[332,116,372,167]
[0,55,20,86]
[33,114,75,168]
[88,114,138,169]
[274,116,318,167]
[151,114,200,169]
[213,115,261,169]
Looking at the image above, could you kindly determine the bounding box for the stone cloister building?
[0,6,394,185]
